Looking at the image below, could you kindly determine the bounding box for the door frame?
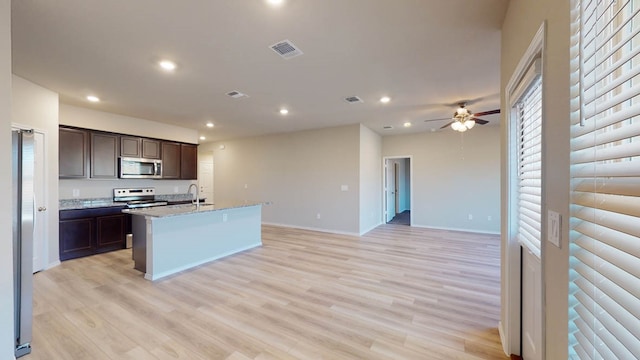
[12,124,48,273]
[382,156,413,225]
[502,22,546,357]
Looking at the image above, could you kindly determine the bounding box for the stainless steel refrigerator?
[12,129,33,358]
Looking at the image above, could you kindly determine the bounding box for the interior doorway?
[383,157,412,226]
[198,151,214,204]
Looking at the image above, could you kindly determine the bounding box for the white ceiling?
[11,0,510,142]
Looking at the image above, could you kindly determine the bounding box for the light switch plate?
[548,210,561,248]
[341,185,349,191]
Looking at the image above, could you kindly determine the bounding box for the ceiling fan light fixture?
[464,119,476,129]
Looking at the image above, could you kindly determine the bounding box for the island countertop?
[123,201,265,218]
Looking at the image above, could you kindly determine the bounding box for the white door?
[385,159,396,222]
[522,248,542,359]
[198,160,214,204]
[32,131,47,273]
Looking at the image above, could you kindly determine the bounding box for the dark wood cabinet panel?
[161,141,181,179]
[120,136,141,157]
[91,132,119,178]
[59,218,94,261]
[120,136,161,159]
[59,127,89,178]
[59,207,127,261]
[96,215,126,253]
[180,144,198,180]
[142,139,161,159]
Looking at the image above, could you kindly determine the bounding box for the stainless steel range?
[113,188,168,208]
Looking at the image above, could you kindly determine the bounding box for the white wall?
[59,104,199,144]
[358,124,382,234]
[12,75,60,268]
[201,124,362,234]
[383,126,501,234]
[501,1,570,358]
[1,1,15,358]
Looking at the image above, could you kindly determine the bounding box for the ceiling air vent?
[344,96,363,104]
[226,90,248,99]
[383,125,394,130]
[270,40,303,59]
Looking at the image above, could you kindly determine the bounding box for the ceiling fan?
[424,103,500,132]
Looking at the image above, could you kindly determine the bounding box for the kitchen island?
[124,201,262,281]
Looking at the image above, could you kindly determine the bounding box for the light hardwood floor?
[28,224,507,360]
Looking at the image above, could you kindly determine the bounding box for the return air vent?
[226,90,248,99]
[270,40,303,59]
[383,125,394,130]
[344,96,363,104]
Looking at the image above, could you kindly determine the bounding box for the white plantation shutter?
[515,63,543,257]
[569,0,640,359]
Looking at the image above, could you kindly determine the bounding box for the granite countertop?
[59,194,202,211]
[59,198,123,210]
[122,201,265,218]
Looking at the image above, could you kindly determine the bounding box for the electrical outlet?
[223,213,228,222]
[316,213,321,220]
[468,214,473,220]
[174,186,179,193]
[488,215,492,221]
[244,184,248,189]
[72,189,80,197]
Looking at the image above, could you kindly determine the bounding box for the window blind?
[516,69,543,258]
[569,0,640,359]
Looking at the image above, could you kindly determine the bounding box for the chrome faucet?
[187,183,199,207]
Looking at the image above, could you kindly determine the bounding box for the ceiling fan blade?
[424,117,452,123]
[472,118,490,125]
[440,121,454,129]
[473,109,500,117]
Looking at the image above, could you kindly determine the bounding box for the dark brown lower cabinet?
[59,207,130,261]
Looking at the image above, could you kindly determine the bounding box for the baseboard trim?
[499,320,509,356]
[411,224,500,235]
[46,260,61,270]
[359,222,383,235]
[262,222,361,237]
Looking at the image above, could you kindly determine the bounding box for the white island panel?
[130,203,262,281]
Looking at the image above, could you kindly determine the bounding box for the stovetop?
[113,188,168,208]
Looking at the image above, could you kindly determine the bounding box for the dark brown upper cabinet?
[180,144,198,180]
[161,141,181,179]
[142,138,161,159]
[59,127,89,178]
[90,132,119,179]
[120,136,161,159]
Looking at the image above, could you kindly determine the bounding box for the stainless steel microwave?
[119,157,162,179]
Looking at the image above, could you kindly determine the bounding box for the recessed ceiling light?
[206,122,214,128]
[267,0,284,6]
[380,96,391,104]
[86,95,100,102]
[280,108,289,115]
[403,122,412,127]
[158,60,176,71]
[199,136,206,141]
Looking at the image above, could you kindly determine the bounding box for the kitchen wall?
[382,125,501,234]
[1,1,14,357]
[200,124,362,235]
[12,75,60,268]
[501,1,570,358]
[359,124,383,234]
[58,104,200,199]
[59,104,197,144]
